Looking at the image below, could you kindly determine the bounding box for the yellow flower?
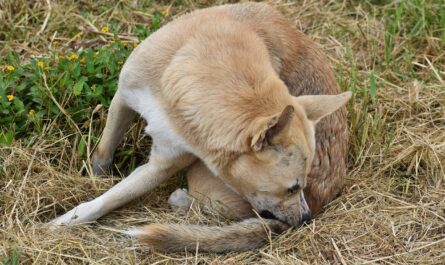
[6,65,15,71]
[7,94,14,101]
[69,54,78,60]
[101,26,109,33]
[161,8,169,17]
[80,58,86,64]
[53,41,59,46]
[44,66,50,71]
[37,61,44,68]
[29,109,36,116]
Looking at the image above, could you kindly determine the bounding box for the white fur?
[309,123,316,154]
[168,188,191,209]
[123,228,146,237]
[49,155,193,227]
[120,87,192,158]
[121,87,219,176]
[49,197,105,229]
[49,87,199,228]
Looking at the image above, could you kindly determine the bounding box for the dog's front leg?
[49,150,196,228]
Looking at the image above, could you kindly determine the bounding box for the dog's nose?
[302,212,312,224]
[260,210,278,220]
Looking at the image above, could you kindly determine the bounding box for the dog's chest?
[121,88,193,157]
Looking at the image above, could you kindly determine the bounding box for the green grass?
[0,1,177,173]
[1,40,133,137]
[1,247,20,265]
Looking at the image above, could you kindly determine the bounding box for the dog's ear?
[251,105,294,151]
[293,91,352,123]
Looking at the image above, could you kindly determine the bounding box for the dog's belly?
[120,87,194,158]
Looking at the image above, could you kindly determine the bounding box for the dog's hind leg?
[50,147,196,228]
[184,161,254,220]
[92,91,137,175]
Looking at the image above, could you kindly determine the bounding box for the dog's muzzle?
[302,212,313,224]
[260,192,312,227]
[259,210,278,220]
[259,208,312,227]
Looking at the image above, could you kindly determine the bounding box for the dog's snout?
[259,210,278,220]
[302,212,312,224]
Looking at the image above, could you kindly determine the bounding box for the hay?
[1,0,444,264]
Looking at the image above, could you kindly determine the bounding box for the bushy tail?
[126,218,289,253]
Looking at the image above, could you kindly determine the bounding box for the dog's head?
[222,91,351,227]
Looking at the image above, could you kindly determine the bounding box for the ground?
[1,0,444,264]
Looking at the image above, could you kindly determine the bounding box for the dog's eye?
[287,183,301,194]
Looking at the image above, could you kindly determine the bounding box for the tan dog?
[50,3,351,252]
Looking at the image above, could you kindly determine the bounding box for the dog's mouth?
[259,210,278,220]
[259,210,312,227]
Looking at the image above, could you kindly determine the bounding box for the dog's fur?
[50,3,351,252]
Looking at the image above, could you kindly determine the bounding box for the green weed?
[1,247,20,265]
[1,39,134,144]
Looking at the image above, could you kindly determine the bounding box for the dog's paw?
[47,214,74,231]
[92,154,112,176]
[168,188,191,209]
[47,201,102,230]
[47,211,81,231]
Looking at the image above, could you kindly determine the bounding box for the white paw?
[168,188,191,209]
[48,200,103,230]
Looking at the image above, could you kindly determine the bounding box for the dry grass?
[1,0,444,264]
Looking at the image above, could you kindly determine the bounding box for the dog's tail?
[125,218,288,253]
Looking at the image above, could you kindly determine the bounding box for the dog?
[50,2,351,253]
